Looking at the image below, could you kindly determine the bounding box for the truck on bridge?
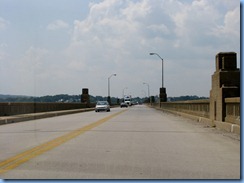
[124,95,132,106]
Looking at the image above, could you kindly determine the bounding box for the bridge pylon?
[210,52,240,122]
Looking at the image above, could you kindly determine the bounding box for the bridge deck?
[0,105,240,179]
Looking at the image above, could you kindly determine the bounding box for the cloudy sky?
[0,0,240,98]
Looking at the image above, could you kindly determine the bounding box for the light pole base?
[160,87,167,102]
[81,88,90,107]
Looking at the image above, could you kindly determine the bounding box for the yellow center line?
[0,109,127,174]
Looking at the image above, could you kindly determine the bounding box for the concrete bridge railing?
[225,97,240,125]
[0,102,95,116]
[158,99,210,119]
[156,97,240,125]
[152,96,240,134]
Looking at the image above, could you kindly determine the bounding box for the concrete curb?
[151,106,240,135]
[214,121,240,134]
[0,108,95,125]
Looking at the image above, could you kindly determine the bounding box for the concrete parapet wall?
[158,98,240,125]
[153,104,240,134]
[159,99,210,118]
[0,108,95,125]
[0,102,95,116]
[155,97,240,134]
[225,97,240,125]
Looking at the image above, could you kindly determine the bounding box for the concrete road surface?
[0,105,240,179]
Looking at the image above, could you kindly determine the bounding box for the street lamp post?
[143,82,151,104]
[150,53,164,88]
[149,53,167,102]
[108,74,116,105]
[122,87,128,100]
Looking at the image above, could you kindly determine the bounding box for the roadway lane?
[0,105,240,179]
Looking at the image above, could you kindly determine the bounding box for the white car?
[120,102,128,108]
[95,101,110,112]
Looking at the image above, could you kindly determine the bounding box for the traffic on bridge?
[0,105,240,179]
[0,0,240,180]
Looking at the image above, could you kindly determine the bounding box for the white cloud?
[18,46,48,71]
[172,1,221,44]
[0,50,7,62]
[0,43,7,60]
[61,0,240,97]
[211,7,240,38]
[147,24,170,35]
[47,20,69,31]
[0,0,240,97]
[0,17,9,30]
[121,0,151,20]
[17,47,48,88]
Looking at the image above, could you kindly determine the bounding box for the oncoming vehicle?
[95,101,110,112]
[124,95,132,106]
[120,102,128,108]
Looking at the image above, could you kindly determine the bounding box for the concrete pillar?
[210,52,240,122]
[81,88,90,107]
[160,87,167,102]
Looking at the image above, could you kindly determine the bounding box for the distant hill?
[0,94,80,103]
[0,94,120,103]
[168,95,209,102]
[0,94,31,99]
[0,94,34,102]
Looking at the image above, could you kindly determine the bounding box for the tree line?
[0,94,208,103]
